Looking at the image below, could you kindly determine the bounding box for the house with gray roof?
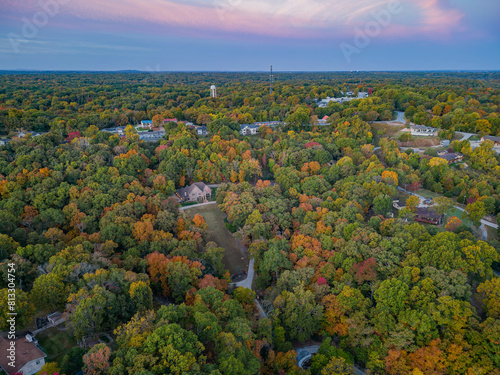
[481,135,500,147]
[176,182,212,202]
[240,124,260,135]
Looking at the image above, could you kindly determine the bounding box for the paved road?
[395,111,405,123]
[458,132,476,141]
[295,345,366,374]
[179,201,217,211]
[230,259,267,318]
[397,187,498,230]
[231,258,255,289]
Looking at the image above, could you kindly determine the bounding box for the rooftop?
[0,336,46,374]
[440,152,463,162]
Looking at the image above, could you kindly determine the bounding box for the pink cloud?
[2,0,468,40]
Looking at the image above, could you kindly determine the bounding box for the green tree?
[0,288,35,330]
[373,194,392,217]
[30,273,66,311]
[274,283,323,342]
[463,200,485,228]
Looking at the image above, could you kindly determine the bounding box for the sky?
[0,0,499,71]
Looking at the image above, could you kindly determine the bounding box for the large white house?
[240,124,260,135]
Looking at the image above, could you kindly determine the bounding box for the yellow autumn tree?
[382,170,398,186]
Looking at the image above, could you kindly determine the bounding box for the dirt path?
[183,204,249,275]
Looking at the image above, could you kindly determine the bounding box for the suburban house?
[0,138,10,146]
[415,207,443,225]
[392,199,407,210]
[17,131,48,138]
[141,120,153,129]
[481,135,500,147]
[176,182,212,202]
[240,124,260,135]
[439,152,464,164]
[195,126,208,136]
[316,115,329,126]
[410,125,438,137]
[0,335,46,375]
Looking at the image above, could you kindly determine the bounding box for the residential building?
[410,125,438,137]
[139,130,165,141]
[392,199,406,210]
[439,152,464,164]
[316,93,368,108]
[195,126,208,136]
[176,182,212,202]
[17,131,48,138]
[415,207,443,225]
[0,138,10,146]
[141,120,153,129]
[316,115,329,126]
[240,124,260,135]
[0,335,46,375]
[481,135,500,147]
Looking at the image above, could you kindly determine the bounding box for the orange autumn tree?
[445,216,462,232]
[146,252,203,302]
[193,214,207,230]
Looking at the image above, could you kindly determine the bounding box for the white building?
[210,85,217,98]
[195,126,208,136]
[410,125,438,137]
[139,130,166,141]
[240,124,260,135]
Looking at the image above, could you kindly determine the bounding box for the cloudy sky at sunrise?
[0,0,499,71]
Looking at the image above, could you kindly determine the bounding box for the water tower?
[210,85,217,98]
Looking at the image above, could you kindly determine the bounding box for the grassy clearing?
[37,327,77,363]
[446,208,473,228]
[485,225,498,242]
[415,189,441,200]
[370,123,405,146]
[184,204,249,275]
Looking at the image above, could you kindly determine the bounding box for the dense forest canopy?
[0,71,499,375]
[1,71,499,135]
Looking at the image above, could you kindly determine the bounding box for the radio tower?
[269,65,274,95]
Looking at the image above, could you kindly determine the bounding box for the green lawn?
[485,225,498,242]
[415,189,441,199]
[446,208,473,228]
[37,327,77,363]
[183,204,249,275]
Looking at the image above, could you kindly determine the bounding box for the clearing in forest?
[184,204,249,275]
